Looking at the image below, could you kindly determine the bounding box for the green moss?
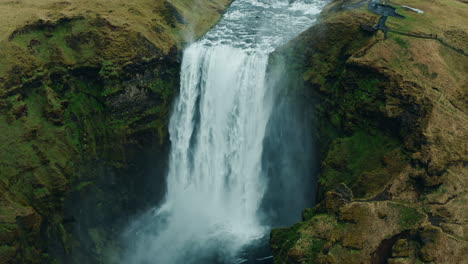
[414,63,433,77]
[64,86,107,158]
[302,208,317,221]
[399,207,424,229]
[390,203,425,229]
[33,187,50,199]
[272,211,344,263]
[312,213,337,224]
[415,259,424,264]
[148,79,173,99]
[336,221,346,231]
[271,222,306,263]
[99,61,120,80]
[314,70,389,156]
[0,89,73,205]
[307,238,327,260]
[0,223,16,233]
[354,78,381,104]
[102,86,122,97]
[329,75,386,115]
[394,36,409,49]
[330,112,342,129]
[11,19,97,65]
[319,129,403,198]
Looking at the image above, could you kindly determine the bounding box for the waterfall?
[122,1,327,263]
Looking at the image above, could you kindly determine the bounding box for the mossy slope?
[270,0,467,263]
[0,0,231,263]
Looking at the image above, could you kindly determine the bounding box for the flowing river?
[122,0,327,263]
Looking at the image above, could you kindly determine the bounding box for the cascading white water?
[123,1,327,263]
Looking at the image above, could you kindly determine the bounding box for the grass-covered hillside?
[0,0,230,263]
[270,0,467,263]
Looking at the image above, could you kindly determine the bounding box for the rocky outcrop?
[0,0,231,263]
[270,0,467,263]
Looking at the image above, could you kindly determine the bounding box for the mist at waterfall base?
[120,1,327,263]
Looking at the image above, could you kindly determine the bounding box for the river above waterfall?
[121,1,327,263]
[200,0,326,50]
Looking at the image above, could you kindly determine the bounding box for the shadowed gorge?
[0,0,466,263]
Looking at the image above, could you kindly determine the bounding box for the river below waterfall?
[121,0,327,263]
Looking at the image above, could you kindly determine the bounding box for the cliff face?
[0,0,231,263]
[270,0,467,263]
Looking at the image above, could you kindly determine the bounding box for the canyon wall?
[0,1,231,263]
[270,0,467,263]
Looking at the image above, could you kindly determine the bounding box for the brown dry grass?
[0,0,231,91]
[0,0,230,51]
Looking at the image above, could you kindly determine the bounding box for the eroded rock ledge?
[270,0,467,263]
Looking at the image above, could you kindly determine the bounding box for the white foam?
[123,0,329,263]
